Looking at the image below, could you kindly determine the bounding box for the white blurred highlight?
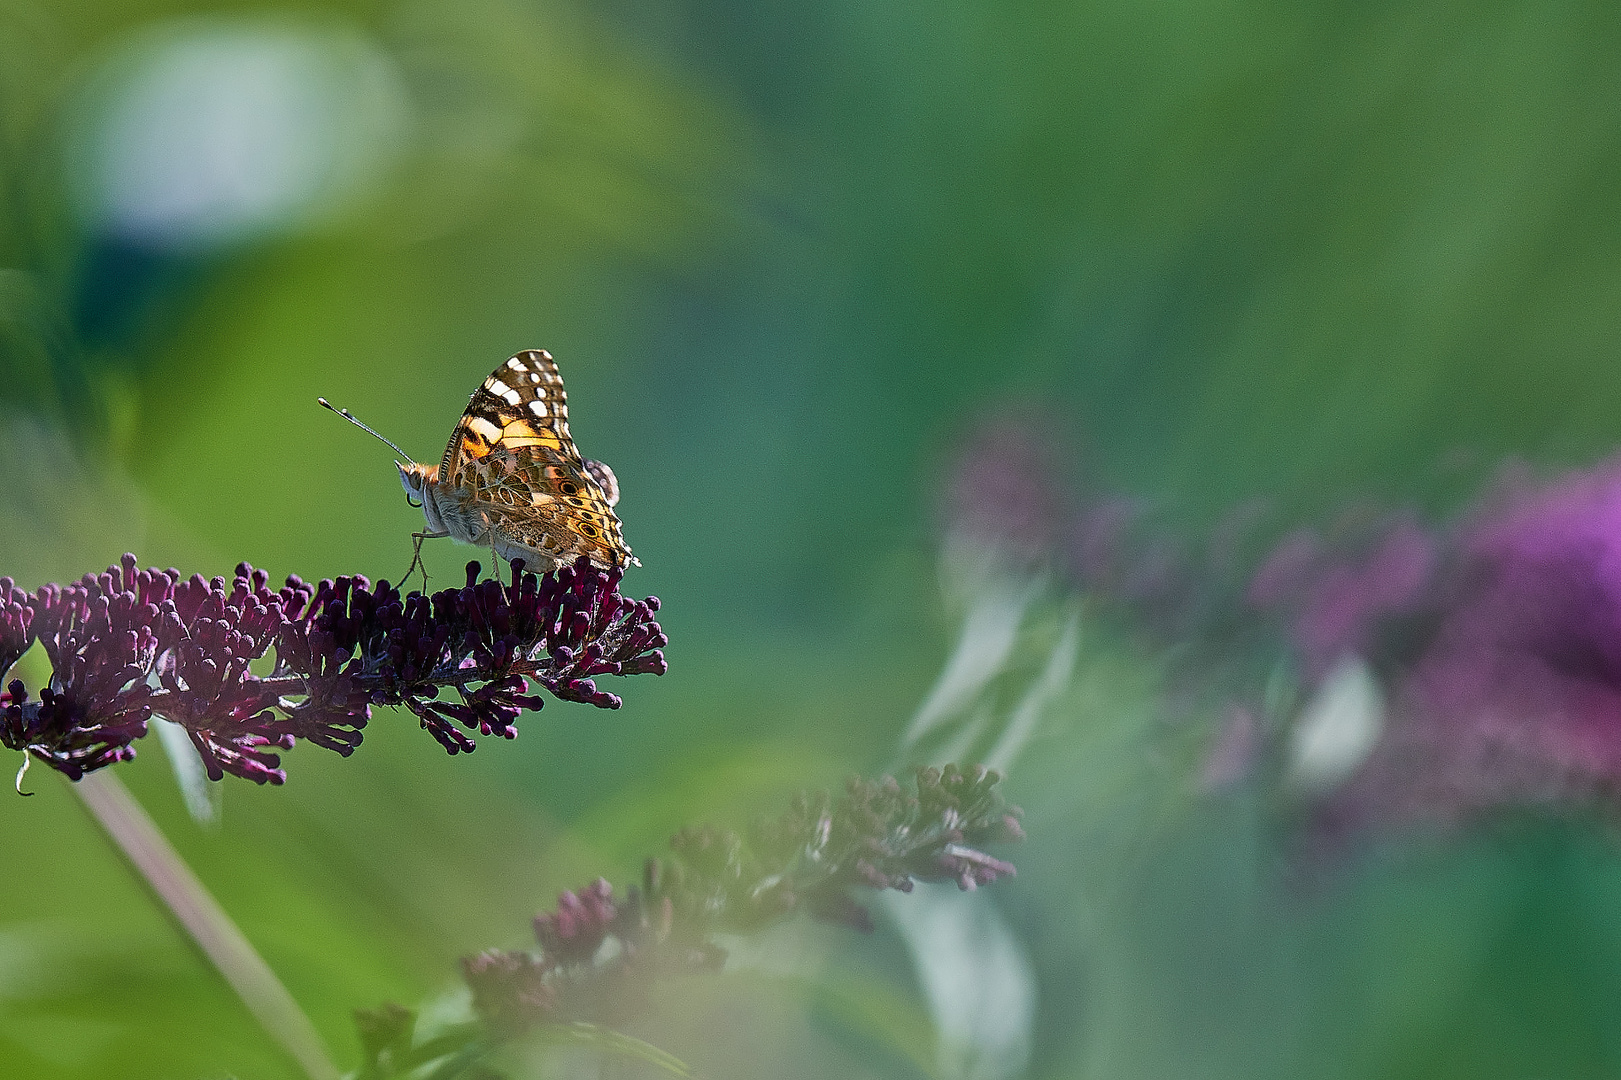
[71,20,409,250]
[1288,655,1384,792]
[984,610,1079,775]
[902,540,1044,753]
[882,889,1035,1080]
[883,534,1063,1080]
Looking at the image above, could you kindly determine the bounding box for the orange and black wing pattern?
[439,350,636,569]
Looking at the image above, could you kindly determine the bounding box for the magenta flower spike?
[1,554,666,785]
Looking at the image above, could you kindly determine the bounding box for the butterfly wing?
[440,350,636,569]
[583,458,621,507]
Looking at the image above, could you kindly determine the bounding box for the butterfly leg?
[405,529,450,592]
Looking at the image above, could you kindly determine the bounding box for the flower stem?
[73,771,340,1080]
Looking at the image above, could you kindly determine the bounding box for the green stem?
[74,770,340,1080]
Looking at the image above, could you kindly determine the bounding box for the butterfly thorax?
[397,460,488,546]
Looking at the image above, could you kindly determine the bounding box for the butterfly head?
[397,460,454,538]
[397,461,437,507]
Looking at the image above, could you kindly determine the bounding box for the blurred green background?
[7,0,1621,1077]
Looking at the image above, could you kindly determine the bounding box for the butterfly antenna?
[317,397,414,460]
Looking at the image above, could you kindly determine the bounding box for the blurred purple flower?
[0,554,666,786]
[1248,515,1436,685]
[1246,457,1621,822]
[944,414,1229,636]
[1331,459,1621,819]
[534,878,620,965]
[944,414,1073,564]
[461,949,559,1035]
[946,413,1621,824]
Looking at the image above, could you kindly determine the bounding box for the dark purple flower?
[1,554,666,786]
[4,557,170,781]
[0,578,34,680]
[461,876,690,1034]
[280,557,667,756]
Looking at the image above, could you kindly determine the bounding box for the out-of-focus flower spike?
[450,766,1020,1037]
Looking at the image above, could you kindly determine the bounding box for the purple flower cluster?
[0,578,35,680]
[0,555,666,786]
[277,557,666,756]
[451,766,1022,1037]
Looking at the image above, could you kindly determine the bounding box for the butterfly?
[321,350,637,584]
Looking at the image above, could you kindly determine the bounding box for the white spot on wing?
[468,416,502,441]
[503,389,522,405]
[528,400,548,416]
[488,378,511,397]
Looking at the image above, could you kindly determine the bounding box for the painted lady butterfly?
[322,350,636,582]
